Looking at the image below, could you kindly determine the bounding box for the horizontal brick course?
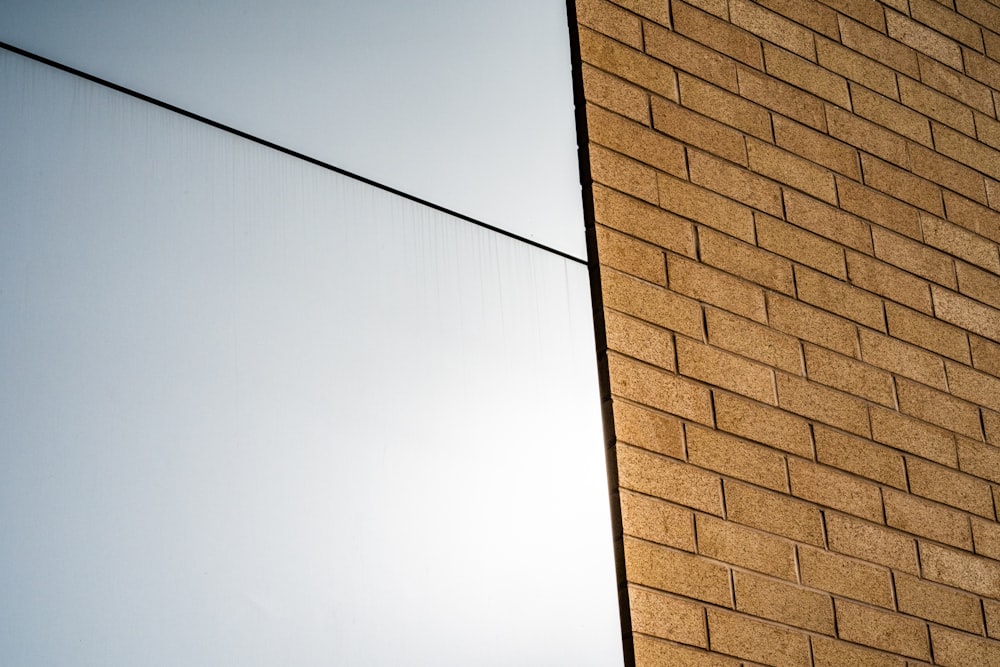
[687,424,788,490]
[826,511,920,574]
[799,544,895,607]
[835,598,932,660]
[713,390,813,457]
[609,353,714,425]
[894,571,985,633]
[625,537,734,606]
[705,307,803,373]
[815,425,907,489]
[724,479,825,545]
[629,586,708,647]
[706,607,812,667]
[732,569,835,633]
[620,489,697,550]
[618,442,724,514]
[696,513,798,580]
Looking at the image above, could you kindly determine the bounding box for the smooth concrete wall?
[573,0,1000,664]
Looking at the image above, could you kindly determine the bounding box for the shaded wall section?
[572,0,1000,664]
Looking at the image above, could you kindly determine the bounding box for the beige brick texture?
[575,0,1000,663]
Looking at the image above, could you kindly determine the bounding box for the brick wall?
[570,0,1000,664]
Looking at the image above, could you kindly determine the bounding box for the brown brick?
[799,545,895,607]
[930,625,1000,667]
[986,27,1000,61]
[730,0,815,59]
[611,0,671,25]
[676,336,776,404]
[988,599,1000,639]
[644,22,738,92]
[625,537,733,606]
[885,302,971,363]
[606,309,674,370]
[588,105,688,177]
[838,176,923,240]
[667,253,766,323]
[949,359,1000,413]
[791,457,885,522]
[935,122,1000,184]
[852,84,933,146]
[783,190,872,255]
[701,226,794,294]
[958,262,1000,310]
[972,518,1000,559]
[688,424,787,491]
[909,455,995,516]
[885,488,974,549]
[956,0,1000,37]
[632,635,741,667]
[827,105,909,168]
[861,154,945,216]
[614,399,686,458]
[966,48,1000,90]
[821,0,886,31]
[696,514,797,580]
[706,608,812,667]
[872,226,957,289]
[688,150,783,217]
[933,285,1000,343]
[747,138,837,204]
[678,73,772,141]
[913,0,986,50]
[958,437,1000,484]
[714,390,813,457]
[621,488,698,550]
[908,142,989,206]
[899,75,976,136]
[594,185,698,256]
[737,65,826,131]
[835,599,931,660]
[764,43,850,108]
[651,97,748,166]
[706,307,802,373]
[847,251,934,315]
[816,425,907,489]
[897,376,983,440]
[733,570,834,634]
[795,265,886,332]
[777,373,872,436]
[583,64,650,124]
[896,571,985,633]
[683,0,728,20]
[673,0,763,68]
[580,27,678,100]
[773,115,860,180]
[865,333,946,394]
[887,10,964,69]
[804,344,895,407]
[921,540,1000,596]
[767,292,858,358]
[757,213,845,278]
[944,190,1000,246]
[826,511,920,574]
[601,268,704,339]
[987,410,1000,445]
[597,225,666,285]
[811,635,907,667]
[818,38,899,100]
[590,144,658,202]
[870,405,959,467]
[972,334,1000,376]
[840,16,920,78]
[977,111,1000,152]
[608,353,714,425]
[618,442,724,513]
[629,586,707,646]
[578,0,644,48]
[757,0,840,39]
[919,54,994,115]
[657,174,756,243]
[724,479,825,545]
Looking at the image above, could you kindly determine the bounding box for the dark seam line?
[0,40,587,267]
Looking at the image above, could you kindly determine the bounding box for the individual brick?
[577,0,644,49]
[763,43,850,107]
[897,376,983,441]
[672,0,764,68]
[699,226,794,295]
[713,390,813,457]
[657,174,756,244]
[885,302,971,364]
[971,334,1000,377]
[898,75,976,137]
[783,189,873,255]
[583,64,650,124]
[859,328,948,391]
[911,0,985,50]
[644,22,738,92]
[724,479,825,546]
[895,571,985,633]
[795,265,886,332]
[729,0,815,59]
[988,599,1000,639]
[986,27,1000,62]
[908,142,989,205]
[590,144,658,202]
[950,180,1000,240]
[817,37,899,99]
[871,226,957,289]
[624,537,733,606]
[651,98,748,166]
[788,457,884,522]
[632,635,741,667]
[755,0,840,40]
[706,608,812,667]
[706,307,802,374]
[820,0,886,31]
[957,261,1000,309]
[737,65,826,132]
[733,570,835,634]
[861,153,944,217]
[676,336,776,404]
[837,176,922,240]
[918,54,994,116]
[588,104,688,177]
[930,625,1000,667]
[847,251,934,315]
[827,105,909,168]
[620,488,698,551]
[811,635,907,667]
[839,16,919,79]
[687,424,788,491]
[608,353,714,425]
[815,424,907,489]
[834,599,931,661]
[932,285,1000,343]
[773,115,860,180]
[597,225,666,285]
[593,184,698,257]
[617,442,724,514]
[580,27,678,100]
[921,540,1000,597]
[688,150,783,218]
[606,309,674,370]
[757,212,846,278]
[965,48,1000,91]
[886,10,963,69]
[934,122,1000,183]
[677,73,772,141]
[612,0,672,25]
[958,436,1000,484]
[767,292,859,358]
[977,111,1000,153]
[601,268,704,340]
[683,0,728,19]
[908,455,995,517]
[667,253,767,323]
[948,360,1000,413]
[804,344,895,408]
[884,488,974,549]
[629,586,708,647]
[746,138,837,204]
[826,511,920,574]
[972,518,1000,560]
[956,0,1000,38]
[614,399,686,459]
[777,373,871,437]
[851,83,933,146]
[799,545,895,608]
[695,514,797,581]
[987,410,1000,445]
[870,405,959,467]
